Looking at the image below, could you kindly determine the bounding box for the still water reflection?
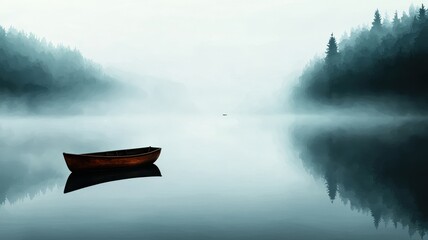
[292,119,428,238]
[64,164,162,193]
[0,115,426,239]
[0,128,63,205]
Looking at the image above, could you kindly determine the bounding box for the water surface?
[0,115,426,240]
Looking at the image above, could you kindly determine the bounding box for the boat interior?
[83,147,159,157]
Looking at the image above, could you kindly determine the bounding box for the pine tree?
[401,11,410,24]
[412,16,419,31]
[325,174,337,203]
[393,11,400,30]
[326,33,338,63]
[371,209,381,229]
[419,4,426,22]
[371,10,382,31]
[409,4,417,17]
[419,230,425,240]
[0,26,5,38]
[383,12,391,28]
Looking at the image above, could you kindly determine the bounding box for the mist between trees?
[3,4,428,115]
[292,4,428,112]
[0,25,118,114]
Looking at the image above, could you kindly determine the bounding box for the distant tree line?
[0,25,114,112]
[293,4,428,109]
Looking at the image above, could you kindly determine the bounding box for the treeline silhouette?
[292,122,428,238]
[294,4,428,110]
[0,159,61,206]
[0,25,114,112]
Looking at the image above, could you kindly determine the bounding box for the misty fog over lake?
[1,1,428,240]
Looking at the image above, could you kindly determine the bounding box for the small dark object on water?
[222,113,228,116]
[64,164,161,193]
[63,146,161,172]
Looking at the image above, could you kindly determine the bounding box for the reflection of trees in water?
[0,117,121,205]
[293,122,428,238]
[0,160,62,205]
[0,130,78,205]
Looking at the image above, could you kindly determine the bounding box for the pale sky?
[0,0,423,111]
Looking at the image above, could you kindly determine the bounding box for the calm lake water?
[0,114,426,240]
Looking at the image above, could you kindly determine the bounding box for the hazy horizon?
[0,0,424,112]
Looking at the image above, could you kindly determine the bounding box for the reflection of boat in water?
[63,146,161,172]
[64,164,161,193]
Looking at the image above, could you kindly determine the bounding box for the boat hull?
[63,147,161,172]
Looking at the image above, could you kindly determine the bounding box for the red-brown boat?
[63,146,161,172]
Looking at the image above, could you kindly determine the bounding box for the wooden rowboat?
[63,146,161,172]
[64,164,161,193]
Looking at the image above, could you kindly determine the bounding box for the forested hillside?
[293,4,428,110]
[0,26,114,112]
